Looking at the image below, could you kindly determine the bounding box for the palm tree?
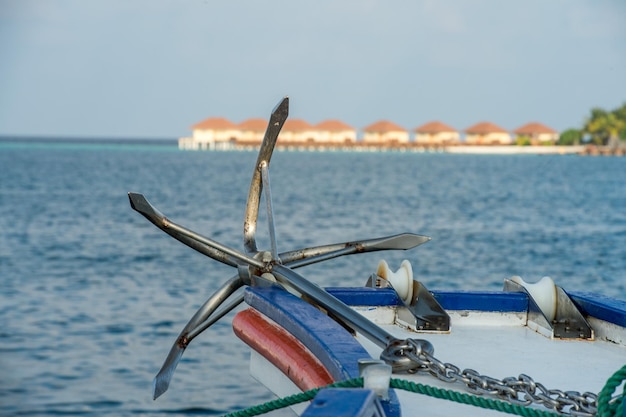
[584,107,626,148]
[612,103,626,140]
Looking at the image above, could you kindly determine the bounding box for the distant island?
[178,103,626,156]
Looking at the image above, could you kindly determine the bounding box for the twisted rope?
[220,364,626,417]
[220,377,560,417]
[597,364,626,417]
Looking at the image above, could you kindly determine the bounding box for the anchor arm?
[243,97,289,254]
[152,275,245,400]
[279,233,431,267]
[129,192,264,270]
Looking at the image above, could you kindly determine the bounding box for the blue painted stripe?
[432,291,529,312]
[327,287,626,326]
[326,287,529,312]
[324,287,403,307]
[569,291,626,328]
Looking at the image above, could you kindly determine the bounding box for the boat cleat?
[504,276,594,339]
[370,260,450,332]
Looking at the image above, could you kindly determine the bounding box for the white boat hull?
[236,285,626,417]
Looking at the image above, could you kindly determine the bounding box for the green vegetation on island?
[559,102,626,148]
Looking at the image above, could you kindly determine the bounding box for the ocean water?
[1,140,625,416]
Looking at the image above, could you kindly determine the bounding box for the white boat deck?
[354,308,625,417]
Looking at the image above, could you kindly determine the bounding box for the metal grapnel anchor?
[128,97,431,399]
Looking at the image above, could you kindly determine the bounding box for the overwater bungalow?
[513,122,559,145]
[414,121,460,146]
[362,120,409,145]
[315,120,357,144]
[464,122,513,145]
[179,117,240,150]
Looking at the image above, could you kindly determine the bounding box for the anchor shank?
[272,264,396,349]
[260,161,279,260]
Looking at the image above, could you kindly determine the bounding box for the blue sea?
[1,139,625,416]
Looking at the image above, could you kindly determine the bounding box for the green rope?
[220,377,560,417]
[221,378,363,417]
[597,364,626,417]
[221,365,626,417]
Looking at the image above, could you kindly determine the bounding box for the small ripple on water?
[105,323,135,334]
[10,401,125,416]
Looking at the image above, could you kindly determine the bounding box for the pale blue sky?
[1,0,625,138]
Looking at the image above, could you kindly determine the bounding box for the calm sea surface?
[1,140,625,416]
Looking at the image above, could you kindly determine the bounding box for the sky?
[1,0,625,139]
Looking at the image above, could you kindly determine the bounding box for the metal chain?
[381,338,598,417]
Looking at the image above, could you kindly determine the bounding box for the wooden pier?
[578,145,625,156]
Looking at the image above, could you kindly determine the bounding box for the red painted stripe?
[233,308,335,391]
